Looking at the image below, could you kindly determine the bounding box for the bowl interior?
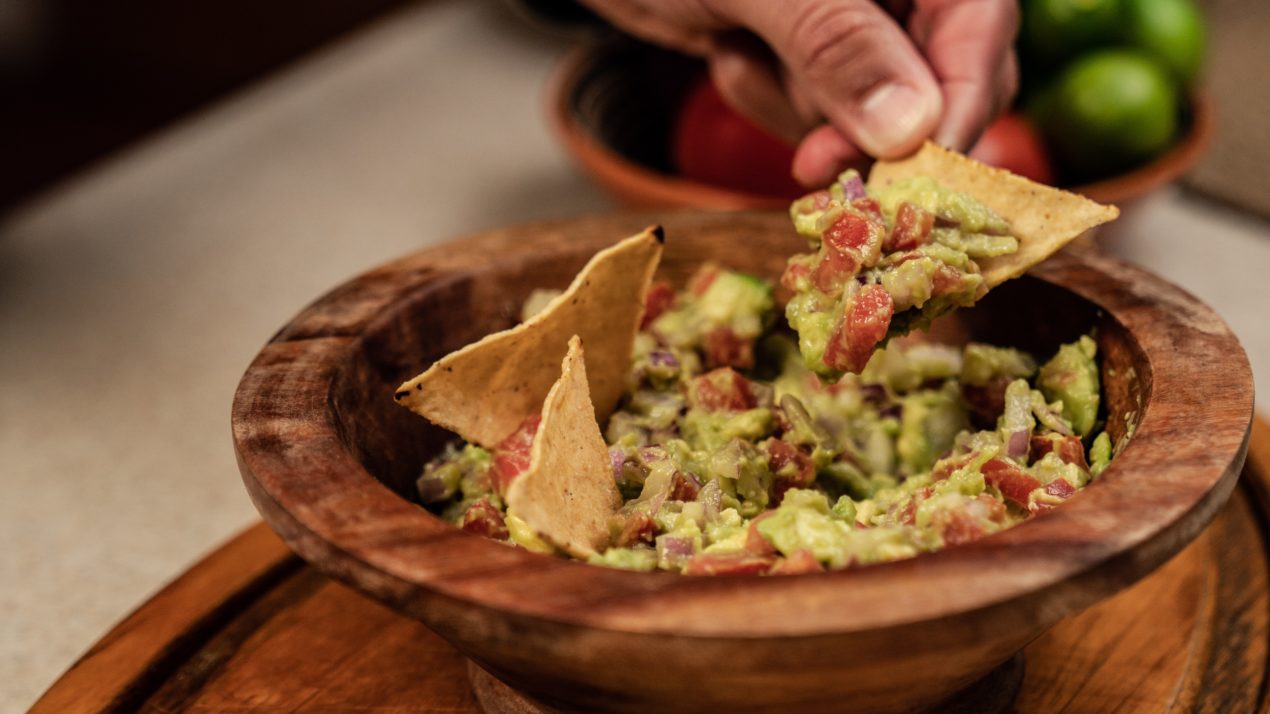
[334,227,1140,522]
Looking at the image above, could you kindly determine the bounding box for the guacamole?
[784,171,1018,377]
[417,265,1111,575]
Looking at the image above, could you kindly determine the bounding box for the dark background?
[0,0,411,213]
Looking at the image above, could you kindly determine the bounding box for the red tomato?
[823,285,894,374]
[981,458,1043,507]
[672,78,804,198]
[968,113,1057,185]
[490,414,540,496]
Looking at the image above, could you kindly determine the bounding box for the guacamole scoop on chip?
[785,142,1118,377]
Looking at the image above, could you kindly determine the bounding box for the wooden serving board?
[34,417,1270,713]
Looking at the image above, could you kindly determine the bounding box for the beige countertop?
[2,1,1267,710]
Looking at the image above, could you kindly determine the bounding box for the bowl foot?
[467,654,1025,714]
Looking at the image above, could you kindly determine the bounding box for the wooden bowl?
[232,211,1252,713]
[549,43,1215,210]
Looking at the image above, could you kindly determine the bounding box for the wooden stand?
[33,418,1270,713]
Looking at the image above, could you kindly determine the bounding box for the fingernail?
[856,83,940,157]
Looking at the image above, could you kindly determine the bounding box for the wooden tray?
[34,417,1270,713]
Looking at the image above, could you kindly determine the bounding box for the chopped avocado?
[961,344,1038,386]
[590,547,659,571]
[756,489,854,568]
[1089,431,1112,476]
[506,513,555,554]
[1038,336,1101,437]
[876,176,1011,234]
[897,386,969,474]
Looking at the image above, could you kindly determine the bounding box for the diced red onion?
[609,447,626,479]
[840,173,866,200]
[1005,429,1031,460]
[649,350,679,368]
[416,475,451,504]
[640,447,666,462]
[657,535,696,559]
[1001,380,1034,459]
[1032,398,1074,436]
[860,383,888,405]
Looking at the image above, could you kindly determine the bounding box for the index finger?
[910,0,1019,151]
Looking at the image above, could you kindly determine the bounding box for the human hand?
[577,0,1019,186]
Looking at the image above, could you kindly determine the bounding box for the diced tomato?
[934,494,1006,546]
[668,471,702,502]
[682,552,776,576]
[895,486,934,525]
[1029,479,1078,513]
[780,260,811,292]
[704,327,755,370]
[491,414,540,496]
[931,264,975,298]
[851,197,883,222]
[824,212,873,254]
[460,500,508,540]
[1030,434,1091,472]
[1045,479,1076,499]
[793,190,832,216]
[640,280,675,330]
[688,368,758,412]
[823,285,894,374]
[962,376,1012,429]
[687,264,721,296]
[931,452,976,482]
[768,549,825,575]
[765,438,815,505]
[936,510,985,546]
[981,458,1043,507]
[825,212,883,265]
[812,249,859,293]
[744,511,779,556]
[614,512,656,547]
[884,202,935,252]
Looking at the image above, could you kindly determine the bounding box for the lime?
[1036,50,1179,180]
[1020,0,1123,68]
[1121,0,1206,85]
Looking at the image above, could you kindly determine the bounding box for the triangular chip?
[395,227,663,447]
[868,142,1119,287]
[505,336,620,558]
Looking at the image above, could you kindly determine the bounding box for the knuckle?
[787,3,886,79]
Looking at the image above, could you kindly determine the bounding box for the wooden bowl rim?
[547,43,1215,210]
[233,211,1252,639]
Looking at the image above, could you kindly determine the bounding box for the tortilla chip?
[505,336,620,558]
[868,142,1119,287]
[395,227,663,447]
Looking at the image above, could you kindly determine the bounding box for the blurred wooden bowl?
[549,43,1214,210]
[232,211,1251,713]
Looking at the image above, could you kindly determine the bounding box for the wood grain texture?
[229,211,1254,713]
[30,446,1270,712]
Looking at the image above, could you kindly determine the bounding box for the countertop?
[2,1,1267,710]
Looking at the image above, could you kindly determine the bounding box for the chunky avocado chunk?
[1038,336,1101,438]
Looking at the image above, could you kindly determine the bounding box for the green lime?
[1037,49,1179,180]
[1020,0,1123,68]
[1121,0,1206,85]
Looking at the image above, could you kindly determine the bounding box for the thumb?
[712,0,942,159]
